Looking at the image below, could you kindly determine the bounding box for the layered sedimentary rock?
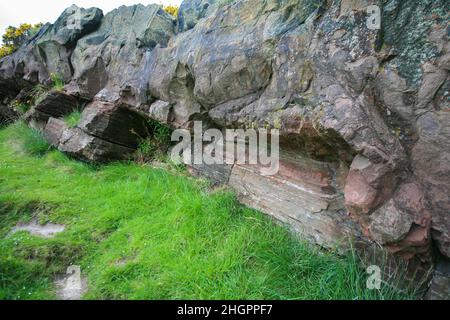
[25,90,79,129]
[0,0,448,297]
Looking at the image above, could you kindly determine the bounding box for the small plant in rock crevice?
[11,73,65,116]
[50,73,64,91]
[134,119,173,164]
[10,100,31,114]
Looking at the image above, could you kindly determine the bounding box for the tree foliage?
[163,5,179,18]
[0,23,43,58]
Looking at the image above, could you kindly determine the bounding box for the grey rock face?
[149,100,172,124]
[25,90,79,130]
[426,259,450,300]
[178,0,217,32]
[0,104,19,125]
[146,0,449,265]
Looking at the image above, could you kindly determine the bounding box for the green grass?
[50,73,65,91]
[63,111,82,128]
[0,122,418,300]
[135,119,173,164]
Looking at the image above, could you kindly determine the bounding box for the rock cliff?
[0,0,448,298]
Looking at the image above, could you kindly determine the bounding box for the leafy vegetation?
[8,73,66,117]
[163,5,179,18]
[0,23,43,58]
[0,123,419,300]
[5,122,50,156]
[50,73,64,91]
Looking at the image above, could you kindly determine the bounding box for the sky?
[0,0,182,42]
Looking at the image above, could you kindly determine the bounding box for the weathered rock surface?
[58,126,136,163]
[412,111,450,259]
[1,0,449,297]
[44,118,135,163]
[0,5,103,88]
[426,259,450,300]
[11,219,65,238]
[77,101,150,149]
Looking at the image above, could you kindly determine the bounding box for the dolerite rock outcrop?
[70,4,175,100]
[0,0,448,298]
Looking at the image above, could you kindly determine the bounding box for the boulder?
[58,127,136,163]
[25,90,78,129]
[43,103,147,163]
[344,155,401,217]
[368,182,431,249]
[43,100,151,163]
[78,100,150,149]
[43,117,68,147]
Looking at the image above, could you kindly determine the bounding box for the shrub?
[50,73,64,91]
[163,5,179,18]
[0,45,15,59]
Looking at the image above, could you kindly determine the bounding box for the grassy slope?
[0,123,415,300]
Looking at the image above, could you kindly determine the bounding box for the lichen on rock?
[0,0,448,298]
